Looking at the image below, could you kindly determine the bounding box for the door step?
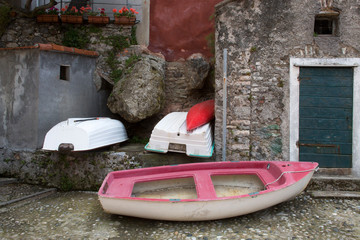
[308,190,360,198]
[308,175,360,191]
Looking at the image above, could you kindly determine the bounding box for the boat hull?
[43,117,128,151]
[145,112,214,157]
[98,161,318,221]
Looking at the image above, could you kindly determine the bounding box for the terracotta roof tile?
[0,43,99,57]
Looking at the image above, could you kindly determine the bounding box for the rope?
[264,166,319,190]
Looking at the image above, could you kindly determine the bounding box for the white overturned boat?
[145,112,214,158]
[42,117,128,151]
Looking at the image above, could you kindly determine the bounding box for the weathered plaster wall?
[0,49,40,150]
[0,48,111,151]
[37,52,111,148]
[214,0,360,162]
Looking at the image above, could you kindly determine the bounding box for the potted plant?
[61,5,89,24]
[88,7,109,24]
[113,6,138,25]
[36,6,59,23]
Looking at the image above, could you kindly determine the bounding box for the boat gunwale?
[98,161,318,202]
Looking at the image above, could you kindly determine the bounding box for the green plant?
[130,26,138,45]
[62,26,90,49]
[37,6,59,15]
[125,54,141,68]
[88,7,107,16]
[129,136,148,144]
[0,5,11,37]
[250,46,257,52]
[59,175,74,191]
[205,32,215,56]
[104,34,131,83]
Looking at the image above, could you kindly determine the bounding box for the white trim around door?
[289,58,360,177]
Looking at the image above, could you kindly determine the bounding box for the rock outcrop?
[107,54,166,123]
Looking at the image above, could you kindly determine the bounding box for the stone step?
[0,180,57,208]
[308,175,360,192]
[0,178,18,186]
[308,190,360,198]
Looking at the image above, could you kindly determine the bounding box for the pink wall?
[148,0,222,61]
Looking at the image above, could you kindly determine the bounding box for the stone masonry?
[214,0,360,162]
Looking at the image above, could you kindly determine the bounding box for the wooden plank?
[300,76,353,87]
[300,67,353,77]
[300,96,353,108]
[299,143,352,155]
[300,153,352,168]
[299,118,352,130]
[300,86,353,98]
[300,107,352,119]
[299,129,352,142]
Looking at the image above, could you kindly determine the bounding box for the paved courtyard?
[0,190,359,240]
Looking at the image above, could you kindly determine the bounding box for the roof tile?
[0,43,98,57]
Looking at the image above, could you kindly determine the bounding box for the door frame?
[289,58,360,177]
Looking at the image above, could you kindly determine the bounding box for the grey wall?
[214,0,360,161]
[0,49,111,150]
[0,49,40,150]
[38,51,111,148]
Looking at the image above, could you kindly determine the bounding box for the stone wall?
[214,0,360,162]
[0,17,132,51]
[0,144,213,191]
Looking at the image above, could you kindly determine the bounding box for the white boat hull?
[98,170,314,221]
[145,112,214,157]
[43,117,128,151]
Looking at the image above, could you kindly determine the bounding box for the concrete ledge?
[308,190,360,199]
[0,143,214,191]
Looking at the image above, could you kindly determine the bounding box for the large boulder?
[107,54,166,123]
[184,53,210,89]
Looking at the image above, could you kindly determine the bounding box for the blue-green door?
[299,67,353,168]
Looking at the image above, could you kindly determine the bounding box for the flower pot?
[88,16,110,24]
[61,15,83,24]
[114,16,136,25]
[37,15,59,23]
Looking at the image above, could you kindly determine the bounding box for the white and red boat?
[98,161,318,221]
[145,112,214,158]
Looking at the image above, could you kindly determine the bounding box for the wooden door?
[298,67,353,168]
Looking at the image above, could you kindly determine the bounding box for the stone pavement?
[0,185,359,240]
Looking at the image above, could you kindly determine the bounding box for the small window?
[60,65,70,81]
[314,14,339,36]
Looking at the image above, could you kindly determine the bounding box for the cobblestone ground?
[0,192,359,240]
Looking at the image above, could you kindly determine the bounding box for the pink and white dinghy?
[98,161,318,221]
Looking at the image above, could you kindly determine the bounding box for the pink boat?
[98,161,318,221]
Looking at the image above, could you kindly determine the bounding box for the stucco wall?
[148,0,222,61]
[0,49,111,151]
[38,51,111,148]
[0,49,40,150]
[214,0,360,162]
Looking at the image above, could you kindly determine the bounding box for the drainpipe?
[222,49,228,161]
